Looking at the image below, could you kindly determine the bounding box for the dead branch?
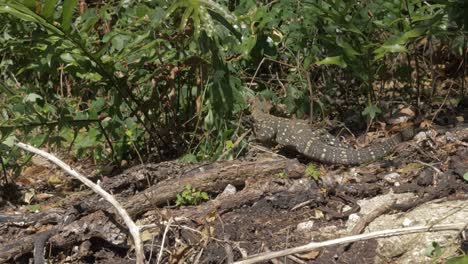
[234,223,467,264]
[15,142,146,264]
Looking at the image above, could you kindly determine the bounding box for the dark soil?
[1,119,467,263]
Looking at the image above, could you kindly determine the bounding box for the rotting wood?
[124,158,306,217]
[0,158,305,262]
[165,177,322,222]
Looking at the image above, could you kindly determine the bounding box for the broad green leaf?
[2,135,17,147]
[303,56,315,69]
[401,28,426,41]
[60,53,75,63]
[425,241,442,257]
[374,44,408,60]
[24,93,43,103]
[80,8,99,32]
[62,0,78,33]
[207,9,241,41]
[204,108,214,130]
[463,172,468,182]
[362,104,381,119]
[42,0,58,21]
[111,34,130,51]
[316,56,347,68]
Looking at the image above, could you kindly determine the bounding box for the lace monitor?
[251,99,415,165]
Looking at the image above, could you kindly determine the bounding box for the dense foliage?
[0,0,466,178]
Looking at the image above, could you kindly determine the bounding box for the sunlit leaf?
[24,93,43,103]
[316,56,347,68]
[2,135,17,147]
[62,0,78,33]
[42,0,58,21]
[60,53,75,63]
[25,204,41,212]
[447,255,468,264]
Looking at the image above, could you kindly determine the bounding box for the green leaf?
[425,241,442,257]
[179,153,198,164]
[0,4,38,23]
[374,44,408,60]
[80,9,99,32]
[303,56,315,69]
[25,204,41,212]
[20,0,35,10]
[2,135,17,147]
[446,255,468,264]
[316,56,347,68]
[305,163,321,181]
[111,34,130,51]
[204,108,214,130]
[0,2,63,35]
[42,0,58,21]
[225,140,234,150]
[463,172,468,182]
[23,93,43,103]
[337,39,360,58]
[362,104,382,120]
[179,6,194,31]
[382,44,407,53]
[0,82,15,95]
[401,28,426,41]
[62,0,78,33]
[60,53,75,63]
[207,9,241,41]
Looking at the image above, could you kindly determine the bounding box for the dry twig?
[15,142,146,264]
[233,223,466,264]
[157,218,173,264]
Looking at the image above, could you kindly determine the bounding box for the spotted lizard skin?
[251,99,415,165]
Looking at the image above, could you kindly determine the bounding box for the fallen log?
[124,158,306,217]
[0,158,305,262]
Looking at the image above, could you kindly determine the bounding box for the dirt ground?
[1,114,467,263]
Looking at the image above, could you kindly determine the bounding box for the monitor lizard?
[251,99,415,165]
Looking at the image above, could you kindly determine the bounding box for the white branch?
[15,142,146,264]
[234,223,467,264]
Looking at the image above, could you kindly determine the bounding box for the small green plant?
[425,241,442,258]
[176,185,209,206]
[305,163,321,181]
[446,255,468,264]
[276,171,288,179]
[179,153,199,164]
